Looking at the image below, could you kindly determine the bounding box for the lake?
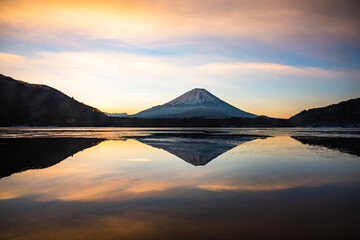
[0,127,359,240]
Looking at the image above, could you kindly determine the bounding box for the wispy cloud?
[0,0,359,117]
[1,0,359,63]
[127,93,150,96]
[198,62,359,79]
[1,51,359,118]
[126,158,151,162]
[197,184,289,192]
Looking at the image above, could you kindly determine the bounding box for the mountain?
[133,88,257,119]
[0,74,108,126]
[105,112,128,118]
[289,98,360,127]
[2,73,357,127]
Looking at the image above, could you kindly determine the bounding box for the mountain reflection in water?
[135,135,265,166]
[0,134,267,178]
[292,136,360,157]
[0,128,359,240]
[1,133,360,178]
[0,138,103,178]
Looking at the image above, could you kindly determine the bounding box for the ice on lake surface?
[0,128,359,240]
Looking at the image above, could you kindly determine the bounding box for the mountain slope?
[0,74,108,126]
[105,112,128,118]
[170,107,229,119]
[289,98,360,126]
[134,88,257,118]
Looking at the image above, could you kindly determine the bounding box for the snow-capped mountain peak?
[166,88,221,105]
[133,88,257,118]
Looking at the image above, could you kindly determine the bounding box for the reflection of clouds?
[0,137,359,202]
[196,175,346,193]
[2,183,359,240]
[127,182,177,193]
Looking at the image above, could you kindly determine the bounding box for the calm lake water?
[0,127,359,240]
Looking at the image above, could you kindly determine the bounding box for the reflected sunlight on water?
[0,128,359,240]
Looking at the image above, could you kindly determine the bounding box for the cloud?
[1,0,359,60]
[197,184,288,192]
[198,62,358,79]
[0,1,359,117]
[126,158,151,161]
[127,93,150,96]
[1,51,359,118]
[0,51,204,113]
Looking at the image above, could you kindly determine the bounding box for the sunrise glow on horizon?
[1,0,359,118]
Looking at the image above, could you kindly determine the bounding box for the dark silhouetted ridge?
[290,98,360,127]
[0,74,108,126]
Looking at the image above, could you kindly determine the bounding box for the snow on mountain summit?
[133,88,257,118]
[166,88,221,106]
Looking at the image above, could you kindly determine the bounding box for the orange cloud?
[1,0,359,49]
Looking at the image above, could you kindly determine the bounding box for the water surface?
[0,128,359,239]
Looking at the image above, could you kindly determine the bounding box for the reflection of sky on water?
[1,136,359,201]
[0,131,360,239]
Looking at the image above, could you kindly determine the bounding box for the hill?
[289,98,360,127]
[0,74,108,126]
[1,74,358,127]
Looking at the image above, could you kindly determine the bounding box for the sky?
[0,0,359,118]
